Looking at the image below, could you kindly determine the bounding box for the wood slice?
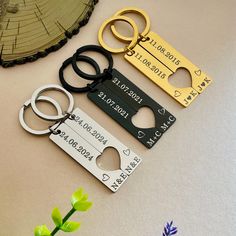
[0,0,98,67]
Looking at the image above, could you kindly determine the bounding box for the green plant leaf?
[81,193,88,201]
[71,188,84,207]
[51,207,62,227]
[73,201,93,211]
[60,221,81,232]
[34,225,51,236]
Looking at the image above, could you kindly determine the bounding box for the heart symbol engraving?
[201,82,205,87]
[131,106,155,128]
[158,108,165,115]
[96,147,121,171]
[174,90,181,97]
[138,131,146,139]
[187,96,192,100]
[123,149,130,156]
[194,69,202,76]
[102,174,110,182]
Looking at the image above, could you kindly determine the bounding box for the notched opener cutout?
[98,7,213,107]
[19,84,142,192]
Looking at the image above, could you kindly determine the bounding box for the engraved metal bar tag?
[140,32,213,94]
[87,69,176,148]
[125,32,212,107]
[98,9,213,107]
[50,107,142,192]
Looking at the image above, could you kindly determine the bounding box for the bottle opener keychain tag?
[19,84,142,192]
[59,45,176,149]
[98,7,213,107]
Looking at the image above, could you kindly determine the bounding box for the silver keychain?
[19,84,142,192]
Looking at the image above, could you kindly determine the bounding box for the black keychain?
[59,45,176,148]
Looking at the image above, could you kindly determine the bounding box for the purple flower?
[162,221,178,236]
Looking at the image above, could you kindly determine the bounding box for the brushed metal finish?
[19,96,62,135]
[30,84,74,121]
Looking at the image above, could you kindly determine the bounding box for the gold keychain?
[98,7,212,107]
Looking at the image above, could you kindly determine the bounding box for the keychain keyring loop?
[59,55,101,93]
[110,7,151,42]
[98,15,139,54]
[72,45,113,80]
[31,84,74,121]
[19,96,63,135]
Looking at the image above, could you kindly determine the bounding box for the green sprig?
[34,188,93,236]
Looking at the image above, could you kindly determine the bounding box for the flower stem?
[51,208,76,236]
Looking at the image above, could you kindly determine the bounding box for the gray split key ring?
[30,84,74,121]
[19,96,63,135]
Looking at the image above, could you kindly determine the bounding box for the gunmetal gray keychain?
[19,84,142,192]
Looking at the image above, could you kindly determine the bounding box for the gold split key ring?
[98,7,213,107]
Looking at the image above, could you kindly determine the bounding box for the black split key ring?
[72,44,113,80]
[59,55,101,93]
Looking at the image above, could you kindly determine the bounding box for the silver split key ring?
[19,96,63,135]
[30,84,74,121]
